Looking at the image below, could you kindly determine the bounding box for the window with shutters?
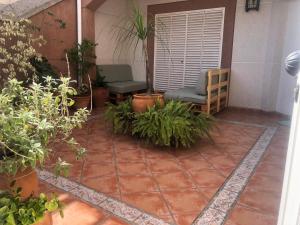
[154,8,225,91]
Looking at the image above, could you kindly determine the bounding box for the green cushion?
[97,64,133,83]
[195,69,208,96]
[164,87,207,104]
[107,81,147,94]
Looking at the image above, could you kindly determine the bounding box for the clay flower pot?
[92,87,109,108]
[73,95,91,109]
[0,168,39,199]
[34,212,53,225]
[132,93,164,113]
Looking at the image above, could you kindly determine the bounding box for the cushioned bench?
[164,68,230,115]
[97,64,147,101]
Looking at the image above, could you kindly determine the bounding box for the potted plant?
[0,189,62,225]
[67,39,97,109]
[0,78,89,199]
[116,6,164,112]
[92,68,109,108]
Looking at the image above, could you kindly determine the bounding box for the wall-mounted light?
[245,0,260,12]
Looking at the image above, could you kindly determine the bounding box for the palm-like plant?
[115,6,156,93]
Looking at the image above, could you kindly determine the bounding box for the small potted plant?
[67,39,97,109]
[0,78,89,199]
[0,189,62,225]
[92,68,109,108]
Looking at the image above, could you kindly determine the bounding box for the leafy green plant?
[0,77,89,176]
[105,100,134,134]
[115,5,158,93]
[0,14,66,86]
[29,57,59,86]
[105,100,214,148]
[66,39,97,95]
[0,17,45,83]
[93,68,107,88]
[0,190,62,225]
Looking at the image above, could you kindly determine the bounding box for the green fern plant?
[105,99,135,134]
[133,101,214,148]
[105,100,214,148]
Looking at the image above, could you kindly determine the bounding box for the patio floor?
[40,108,289,225]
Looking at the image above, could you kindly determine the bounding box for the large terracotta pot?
[73,95,91,109]
[0,168,39,199]
[92,87,109,108]
[34,212,53,225]
[132,93,164,113]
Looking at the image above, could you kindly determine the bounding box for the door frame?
[278,74,300,225]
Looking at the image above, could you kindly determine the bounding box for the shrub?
[0,17,44,83]
[105,100,214,148]
[0,190,62,225]
[29,57,59,86]
[105,99,134,134]
[0,77,89,176]
[66,39,97,95]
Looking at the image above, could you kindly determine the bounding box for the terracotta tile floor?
[224,126,290,225]
[39,182,131,225]
[43,108,290,225]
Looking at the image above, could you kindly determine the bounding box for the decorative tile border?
[38,170,171,225]
[192,127,277,225]
[39,120,277,225]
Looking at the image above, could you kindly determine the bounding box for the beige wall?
[94,0,186,81]
[94,0,131,70]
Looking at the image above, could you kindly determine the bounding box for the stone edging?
[38,170,171,225]
[192,127,277,225]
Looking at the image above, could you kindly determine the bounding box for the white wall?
[230,0,300,115]
[94,0,130,65]
[95,0,300,115]
[276,0,300,115]
[230,0,287,111]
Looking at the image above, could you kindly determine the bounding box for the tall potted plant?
[67,39,97,109]
[0,77,89,199]
[92,68,109,108]
[116,6,164,112]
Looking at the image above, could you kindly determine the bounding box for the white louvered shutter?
[201,8,224,70]
[154,7,225,91]
[169,14,187,90]
[154,16,171,91]
[184,11,204,87]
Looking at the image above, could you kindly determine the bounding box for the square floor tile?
[82,162,116,178]
[117,162,149,176]
[191,169,226,188]
[122,192,171,216]
[154,171,194,191]
[119,175,158,193]
[162,190,207,214]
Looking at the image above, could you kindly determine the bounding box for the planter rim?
[73,94,91,99]
[133,93,163,99]
[0,168,36,180]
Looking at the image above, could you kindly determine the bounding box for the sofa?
[97,64,147,100]
[164,68,230,115]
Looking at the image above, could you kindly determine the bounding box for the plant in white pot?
[115,6,165,112]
